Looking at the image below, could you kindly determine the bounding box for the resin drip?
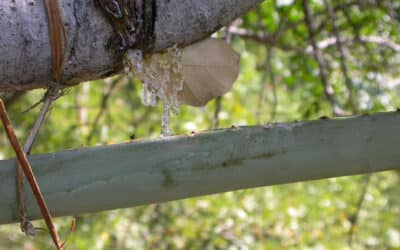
[125,46,184,136]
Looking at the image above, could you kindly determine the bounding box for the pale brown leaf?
[179,38,240,106]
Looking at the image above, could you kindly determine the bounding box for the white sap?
[125,46,184,136]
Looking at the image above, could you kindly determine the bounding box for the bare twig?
[24,91,58,154]
[86,76,122,143]
[313,36,400,53]
[302,0,346,116]
[228,27,299,52]
[2,91,26,108]
[212,25,235,129]
[254,12,284,124]
[269,79,278,122]
[348,174,372,246]
[213,97,222,129]
[256,47,275,124]
[59,217,77,249]
[324,0,357,113]
[0,99,62,249]
[16,89,59,236]
[231,25,400,54]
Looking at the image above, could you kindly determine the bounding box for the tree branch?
[0,0,264,91]
[348,174,372,246]
[229,26,400,54]
[0,99,61,248]
[0,111,399,225]
[302,0,346,116]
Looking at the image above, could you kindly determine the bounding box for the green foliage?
[0,0,399,249]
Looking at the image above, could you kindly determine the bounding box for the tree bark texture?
[0,0,264,91]
[0,112,399,225]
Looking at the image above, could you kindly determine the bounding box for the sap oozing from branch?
[124,38,240,135]
[125,47,184,136]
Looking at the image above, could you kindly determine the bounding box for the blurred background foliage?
[0,0,399,249]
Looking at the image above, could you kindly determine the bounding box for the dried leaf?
[179,38,240,106]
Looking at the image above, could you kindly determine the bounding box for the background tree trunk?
[0,0,263,91]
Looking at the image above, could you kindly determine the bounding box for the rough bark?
[0,0,264,91]
[0,112,399,224]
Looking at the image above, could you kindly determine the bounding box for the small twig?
[324,0,357,113]
[2,91,26,108]
[348,174,372,246]
[16,90,56,236]
[341,6,372,52]
[256,47,277,124]
[302,0,346,116]
[21,85,65,114]
[230,26,400,54]
[24,92,56,155]
[0,99,62,250]
[60,217,77,249]
[213,96,222,129]
[131,107,152,128]
[212,25,234,129]
[268,58,278,122]
[86,76,122,143]
[21,97,46,114]
[244,11,284,123]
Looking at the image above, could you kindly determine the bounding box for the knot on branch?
[96,0,156,53]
